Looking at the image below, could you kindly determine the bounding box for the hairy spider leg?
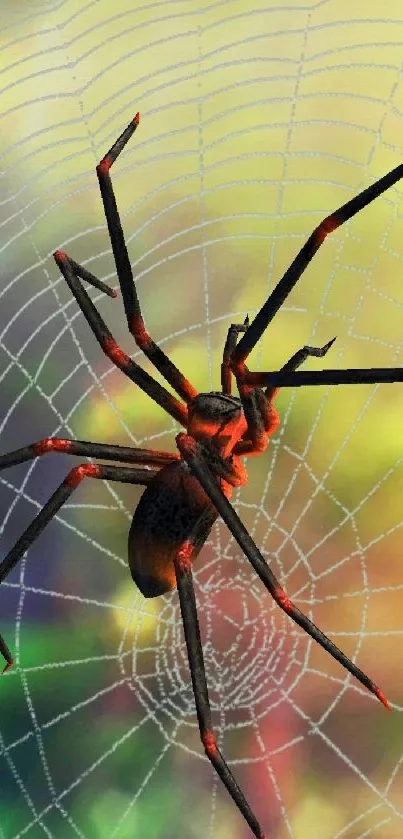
[96,113,197,404]
[176,432,391,712]
[174,541,266,839]
[231,160,403,374]
[233,338,336,456]
[53,251,187,426]
[0,461,162,673]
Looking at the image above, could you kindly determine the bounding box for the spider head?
[187,392,247,457]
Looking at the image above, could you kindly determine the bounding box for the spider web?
[1,1,403,837]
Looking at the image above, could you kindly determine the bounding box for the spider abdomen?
[128,460,218,598]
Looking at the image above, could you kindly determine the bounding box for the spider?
[1,112,402,839]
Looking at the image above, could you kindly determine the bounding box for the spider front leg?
[53,251,187,426]
[96,114,197,404]
[174,543,266,839]
[233,337,336,456]
[240,363,403,389]
[231,160,403,370]
[176,432,391,711]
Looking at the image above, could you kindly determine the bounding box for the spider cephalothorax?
[1,111,401,839]
[188,391,247,455]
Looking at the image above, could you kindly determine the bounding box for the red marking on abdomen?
[134,112,140,125]
[33,438,74,455]
[67,464,101,488]
[102,336,129,365]
[202,729,217,757]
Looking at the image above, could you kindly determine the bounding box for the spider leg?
[264,336,337,394]
[260,335,337,401]
[241,365,403,388]
[175,432,391,711]
[230,161,403,372]
[53,251,187,426]
[0,461,160,673]
[0,437,179,471]
[221,314,249,395]
[96,114,197,404]
[174,543,266,839]
[233,338,336,456]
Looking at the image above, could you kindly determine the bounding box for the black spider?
[1,112,401,839]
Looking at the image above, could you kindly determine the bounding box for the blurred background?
[1,1,403,837]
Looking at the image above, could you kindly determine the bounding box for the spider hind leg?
[176,431,390,711]
[174,543,266,838]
